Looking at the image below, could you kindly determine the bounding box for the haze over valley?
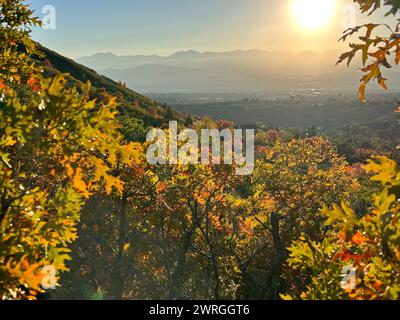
[77,49,400,93]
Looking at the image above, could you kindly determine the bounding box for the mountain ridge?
[76,48,400,93]
[34,44,185,133]
[78,48,342,61]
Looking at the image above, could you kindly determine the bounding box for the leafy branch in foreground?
[337,0,400,102]
[0,73,141,299]
[0,0,142,299]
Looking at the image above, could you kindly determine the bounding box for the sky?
[29,0,396,59]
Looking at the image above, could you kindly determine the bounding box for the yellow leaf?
[2,136,16,146]
[123,243,130,252]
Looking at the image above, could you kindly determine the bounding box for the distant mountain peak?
[78,52,118,60]
[169,50,201,58]
[76,48,345,62]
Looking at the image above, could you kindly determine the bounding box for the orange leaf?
[104,174,124,195]
[335,249,362,264]
[396,48,400,65]
[378,78,388,90]
[64,163,74,177]
[72,168,91,198]
[372,280,383,290]
[27,76,41,92]
[6,260,44,292]
[351,231,371,245]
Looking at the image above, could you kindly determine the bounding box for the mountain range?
[75,49,400,93]
[32,45,399,136]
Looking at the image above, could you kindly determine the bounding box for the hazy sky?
[29,0,395,59]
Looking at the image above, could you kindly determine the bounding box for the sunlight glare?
[292,0,336,30]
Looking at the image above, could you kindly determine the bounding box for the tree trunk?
[113,192,127,299]
[266,212,286,299]
[169,229,193,299]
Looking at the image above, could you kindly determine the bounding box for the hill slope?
[34,45,185,136]
[37,45,157,107]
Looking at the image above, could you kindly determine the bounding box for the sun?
[292,0,336,30]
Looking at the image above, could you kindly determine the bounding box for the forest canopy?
[0,0,399,300]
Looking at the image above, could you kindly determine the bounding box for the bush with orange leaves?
[284,156,400,300]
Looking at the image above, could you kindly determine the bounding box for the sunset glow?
[292,0,336,30]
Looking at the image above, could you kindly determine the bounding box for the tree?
[0,1,141,299]
[125,161,243,300]
[284,157,400,300]
[0,0,40,81]
[227,137,359,299]
[184,115,194,127]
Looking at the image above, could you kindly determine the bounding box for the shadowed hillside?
[33,45,186,134]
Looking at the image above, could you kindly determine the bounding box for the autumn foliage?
[0,0,399,301]
[337,0,400,103]
[284,157,400,300]
[0,0,141,299]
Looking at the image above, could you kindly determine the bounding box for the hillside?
[37,46,157,106]
[33,45,184,134]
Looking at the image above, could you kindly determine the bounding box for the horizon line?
[76,48,343,60]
